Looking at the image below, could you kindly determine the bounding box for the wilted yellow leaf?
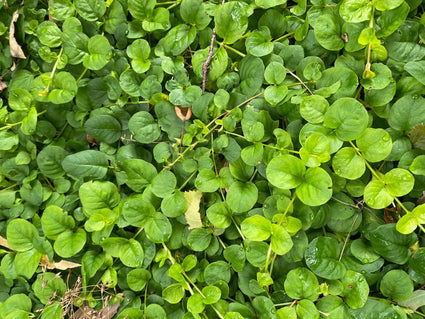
[184,190,203,229]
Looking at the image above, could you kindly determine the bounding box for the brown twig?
[201,0,225,93]
[287,69,314,95]
[201,29,217,93]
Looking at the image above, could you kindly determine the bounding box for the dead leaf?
[97,301,120,319]
[54,260,82,270]
[40,255,81,270]
[70,300,120,319]
[9,9,26,59]
[184,190,203,229]
[0,235,10,249]
[174,105,192,121]
[0,81,6,93]
[410,123,425,151]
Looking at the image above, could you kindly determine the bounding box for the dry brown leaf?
[54,260,82,270]
[9,9,26,59]
[184,190,203,229]
[0,235,10,249]
[174,105,192,121]
[97,301,120,319]
[0,81,6,93]
[70,300,120,319]
[40,255,81,270]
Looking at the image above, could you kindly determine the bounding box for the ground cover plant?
[2,0,425,317]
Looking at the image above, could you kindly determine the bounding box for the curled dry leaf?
[184,190,203,229]
[40,255,81,270]
[9,9,26,59]
[174,105,192,121]
[0,235,10,249]
[70,300,120,319]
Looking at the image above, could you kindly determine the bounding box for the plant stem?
[215,40,246,57]
[272,31,295,42]
[0,111,47,131]
[349,140,411,214]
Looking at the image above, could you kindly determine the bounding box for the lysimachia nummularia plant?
[1,0,425,317]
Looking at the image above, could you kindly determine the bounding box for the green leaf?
[128,0,155,19]
[7,219,39,252]
[332,147,365,180]
[128,111,161,144]
[0,131,18,152]
[266,155,305,190]
[264,85,288,105]
[350,239,381,264]
[187,228,211,251]
[376,2,409,38]
[162,283,185,304]
[324,98,368,141]
[62,150,109,179]
[161,191,187,218]
[410,155,425,176]
[361,63,393,90]
[370,224,417,264]
[405,61,425,86]
[33,272,66,304]
[21,107,37,135]
[180,0,210,30]
[246,27,273,57]
[119,239,144,268]
[388,95,425,132]
[314,14,344,51]
[202,285,221,304]
[122,195,155,226]
[374,0,404,11]
[364,180,393,209]
[54,228,87,258]
[15,249,42,279]
[255,0,286,9]
[284,267,320,301]
[192,47,228,81]
[37,146,69,178]
[206,202,232,229]
[241,215,272,241]
[79,181,120,216]
[304,237,346,280]
[264,62,286,85]
[127,39,151,74]
[299,133,331,167]
[127,268,151,292]
[296,299,319,319]
[339,0,373,23]
[226,181,258,213]
[384,168,414,197]
[144,212,172,243]
[187,294,205,313]
[340,270,369,309]
[37,22,62,48]
[121,158,157,192]
[380,270,413,301]
[41,206,75,240]
[356,128,392,162]
[84,114,122,144]
[296,167,332,206]
[158,24,196,56]
[75,0,106,21]
[83,35,112,70]
[215,2,248,44]
[169,85,202,107]
[299,95,329,124]
[151,170,177,198]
